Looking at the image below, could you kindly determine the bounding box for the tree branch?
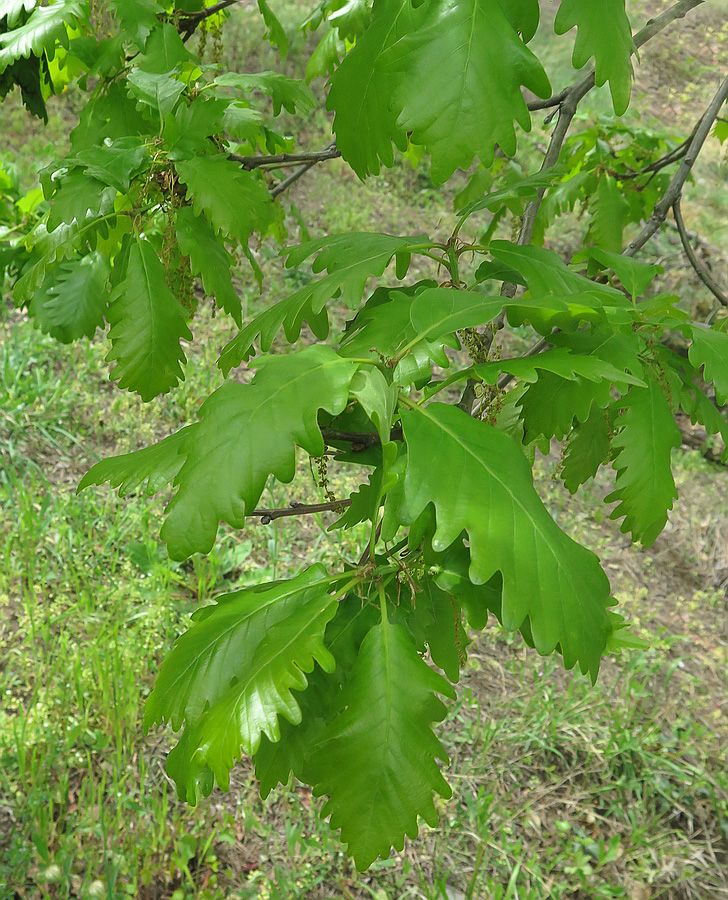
[672,199,728,307]
[231,144,341,171]
[625,73,728,257]
[250,499,352,523]
[178,0,244,39]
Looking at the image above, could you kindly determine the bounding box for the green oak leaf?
[218,289,329,372]
[70,138,149,193]
[163,96,230,158]
[474,348,644,387]
[127,68,185,118]
[105,235,192,401]
[383,0,551,183]
[404,574,465,682]
[213,71,315,116]
[111,0,164,46]
[519,372,613,442]
[175,206,242,326]
[1,1,36,29]
[78,426,193,498]
[495,0,539,42]
[137,22,193,73]
[286,233,428,307]
[257,0,288,59]
[326,0,413,178]
[605,380,682,546]
[0,0,85,68]
[175,155,273,247]
[688,325,728,404]
[150,565,338,799]
[349,366,397,445]
[554,0,635,115]
[587,174,629,252]
[160,345,359,559]
[561,406,611,493]
[29,253,109,343]
[490,240,624,302]
[586,248,662,298]
[46,171,117,231]
[309,616,455,869]
[400,402,612,678]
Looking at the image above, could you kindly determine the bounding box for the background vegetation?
[1,0,728,897]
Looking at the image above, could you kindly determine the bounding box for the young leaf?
[349,366,397,445]
[175,155,273,247]
[137,22,193,73]
[383,0,551,183]
[554,0,635,115]
[160,345,359,559]
[46,171,117,231]
[688,325,728,404]
[149,565,338,798]
[78,426,194,498]
[310,617,455,869]
[474,348,644,387]
[29,253,109,343]
[490,240,625,302]
[127,68,186,118]
[605,380,681,546]
[217,289,329,372]
[106,235,192,401]
[586,247,662,298]
[175,206,242,326]
[400,403,612,678]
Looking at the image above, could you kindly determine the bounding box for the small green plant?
[1,0,727,872]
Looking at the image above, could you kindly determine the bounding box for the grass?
[2,1,728,897]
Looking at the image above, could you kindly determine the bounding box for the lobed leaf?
[688,325,728,404]
[399,403,612,678]
[554,0,635,114]
[150,566,338,799]
[175,206,242,326]
[605,379,681,546]
[326,0,413,178]
[78,426,193,498]
[161,345,359,559]
[105,236,192,401]
[175,155,273,247]
[310,617,455,869]
[383,0,551,183]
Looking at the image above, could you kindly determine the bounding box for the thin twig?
[179,0,244,38]
[250,499,352,523]
[672,199,728,307]
[625,73,728,257]
[231,144,341,170]
[270,161,318,199]
[475,0,714,396]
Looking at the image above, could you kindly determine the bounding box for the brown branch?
[270,161,318,199]
[231,144,341,171]
[672,199,728,307]
[179,0,244,38]
[625,73,728,257]
[249,499,352,523]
